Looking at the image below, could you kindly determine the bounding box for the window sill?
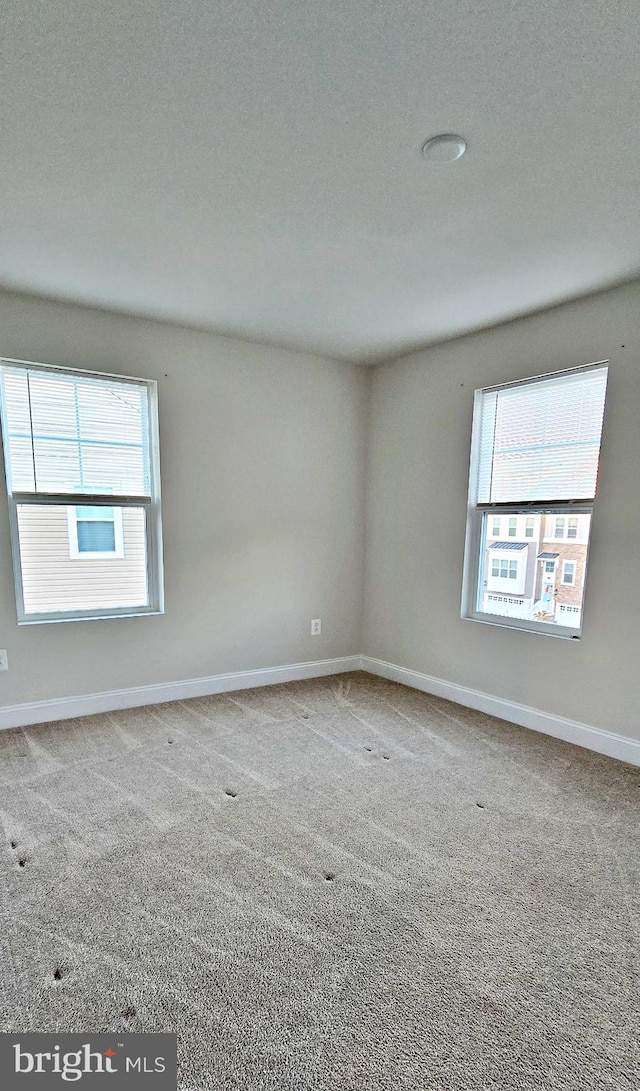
[462,614,581,640]
[18,607,164,625]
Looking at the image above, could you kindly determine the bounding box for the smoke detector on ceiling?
[421,134,467,163]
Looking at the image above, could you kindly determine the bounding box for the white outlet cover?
[311,619,321,635]
[0,650,8,671]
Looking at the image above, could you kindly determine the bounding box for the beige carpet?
[0,672,638,1089]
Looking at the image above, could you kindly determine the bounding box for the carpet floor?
[0,672,638,1089]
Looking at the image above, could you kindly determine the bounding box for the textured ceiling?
[2,1,640,363]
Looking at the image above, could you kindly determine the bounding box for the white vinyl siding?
[486,547,527,595]
[18,505,147,614]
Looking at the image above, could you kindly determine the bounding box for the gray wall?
[0,291,368,704]
[363,280,640,739]
[1,279,638,742]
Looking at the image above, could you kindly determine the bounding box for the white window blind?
[1,367,150,497]
[476,366,608,503]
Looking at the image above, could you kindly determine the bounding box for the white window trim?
[67,505,125,560]
[561,560,576,586]
[0,357,164,624]
[460,360,608,640]
[490,556,519,577]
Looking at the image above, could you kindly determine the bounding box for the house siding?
[17,505,148,614]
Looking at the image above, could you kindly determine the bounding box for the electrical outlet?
[311,619,321,636]
[0,650,8,671]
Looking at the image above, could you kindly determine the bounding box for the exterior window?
[67,505,124,559]
[562,561,576,585]
[462,362,608,637]
[491,559,518,579]
[491,517,500,536]
[0,359,163,623]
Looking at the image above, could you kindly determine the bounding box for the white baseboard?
[361,655,640,768]
[0,656,362,731]
[3,652,638,768]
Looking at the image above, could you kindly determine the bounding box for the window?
[0,358,163,623]
[67,504,124,559]
[491,517,500,537]
[491,558,518,579]
[462,362,608,637]
[562,560,576,585]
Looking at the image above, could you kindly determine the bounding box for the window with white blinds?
[462,362,608,638]
[0,358,163,623]
[476,367,608,504]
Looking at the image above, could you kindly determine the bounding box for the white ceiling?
[2,1,640,363]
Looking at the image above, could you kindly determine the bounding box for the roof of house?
[538,552,560,559]
[488,541,529,551]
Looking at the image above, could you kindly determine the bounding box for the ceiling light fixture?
[421,133,467,163]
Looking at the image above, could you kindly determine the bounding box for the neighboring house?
[481,513,589,628]
[18,504,147,615]
[534,514,589,628]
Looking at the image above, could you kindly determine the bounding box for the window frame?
[66,504,125,560]
[561,560,576,586]
[0,357,164,624]
[490,558,518,580]
[461,361,608,640]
